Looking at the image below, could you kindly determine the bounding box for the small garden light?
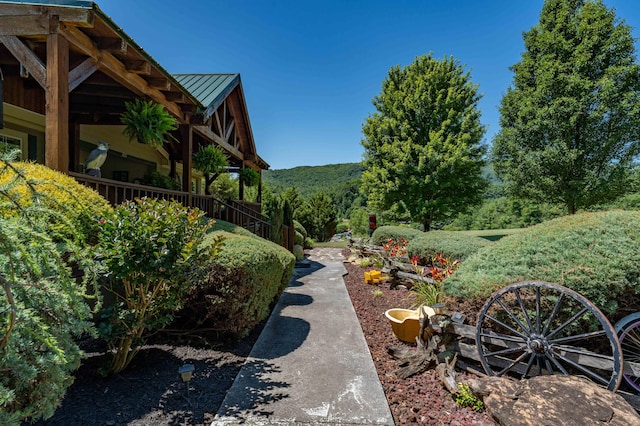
[178,364,195,382]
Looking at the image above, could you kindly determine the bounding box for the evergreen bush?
[407,231,492,263]
[0,157,100,423]
[0,161,112,242]
[446,210,640,324]
[371,225,423,246]
[181,229,295,337]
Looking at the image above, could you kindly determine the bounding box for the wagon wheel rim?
[475,281,622,391]
[619,320,640,392]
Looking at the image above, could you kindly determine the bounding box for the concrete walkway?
[212,247,394,425]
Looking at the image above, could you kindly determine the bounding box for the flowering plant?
[382,238,408,257]
[411,253,460,306]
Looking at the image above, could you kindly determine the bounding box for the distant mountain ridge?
[262,163,363,199]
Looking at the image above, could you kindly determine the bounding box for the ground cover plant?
[407,229,492,262]
[446,210,640,324]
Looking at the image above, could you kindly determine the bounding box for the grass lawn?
[457,228,527,241]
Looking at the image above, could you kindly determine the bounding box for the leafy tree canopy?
[492,0,640,214]
[361,53,487,231]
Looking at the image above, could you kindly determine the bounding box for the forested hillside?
[263,163,363,199]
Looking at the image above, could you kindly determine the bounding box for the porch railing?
[69,172,272,240]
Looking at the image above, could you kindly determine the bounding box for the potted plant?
[238,167,260,187]
[120,99,178,148]
[193,145,229,195]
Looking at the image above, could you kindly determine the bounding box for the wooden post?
[68,121,80,172]
[45,31,69,172]
[180,124,193,198]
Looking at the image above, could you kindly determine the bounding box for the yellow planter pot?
[384,306,436,343]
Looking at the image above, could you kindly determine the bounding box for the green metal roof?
[2,0,92,7]
[173,74,240,118]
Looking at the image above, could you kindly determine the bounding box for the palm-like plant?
[193,145,229,195]
[120,99,178,148]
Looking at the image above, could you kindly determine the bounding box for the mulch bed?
[341,249,495,425]
[35,248,495,425]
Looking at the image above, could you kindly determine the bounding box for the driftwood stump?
[387,307,458,382]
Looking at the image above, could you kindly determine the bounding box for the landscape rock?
[467,375,640,425]
[293,244,305,260]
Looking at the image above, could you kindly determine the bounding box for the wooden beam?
[0,35,46,88]
[45,32,69,172]
[225,119,235,143]
[95,37,127,55]
[193,125,243,160]
[164,91,185,102]
[59,25,184,120]
[147,77,170,91]
[0,16,52,35]
[122,59,150,75]
[68,56,97,92]
[0,4,94,27]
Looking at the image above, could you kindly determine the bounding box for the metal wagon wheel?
[615,312,640,393]
[476,281,622,391]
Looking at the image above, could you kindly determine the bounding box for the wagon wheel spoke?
[548,348,610,386]
[496,297,531,335]
[548,352,569,375]
[483,313,529,340]
[496,351,531,376]
[522,353,537,379]
[541,292,565,336]
[548,329,607,345]
[476,281,622,391]
[514,288,534,333]
[546,307,589,340]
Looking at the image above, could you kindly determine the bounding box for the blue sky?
[98,0,640,170]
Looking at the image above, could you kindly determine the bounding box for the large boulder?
[467,375,640,425]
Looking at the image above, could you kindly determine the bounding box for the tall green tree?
[361,54,487,231]
[492,0,640,214]
[295,191,337,241]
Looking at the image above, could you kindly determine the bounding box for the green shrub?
[371,225,423,246]
[96,198,220,374]
[336,222,349,234]
[0,157,99,424]
[0,161,112,242]
[209,218,256,237]
[294,230,305,245]
[304,236,315,249]
[181,230,295,337]
[143,171,181,190]
[446,210,640,323]
[407,231,492,263]
[294,220,307,239]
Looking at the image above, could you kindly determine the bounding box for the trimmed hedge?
[446,210,640,324]
[209,218,257,237]
[407,231,492,263]
[183,225,296,337]
[371,225,423,246]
